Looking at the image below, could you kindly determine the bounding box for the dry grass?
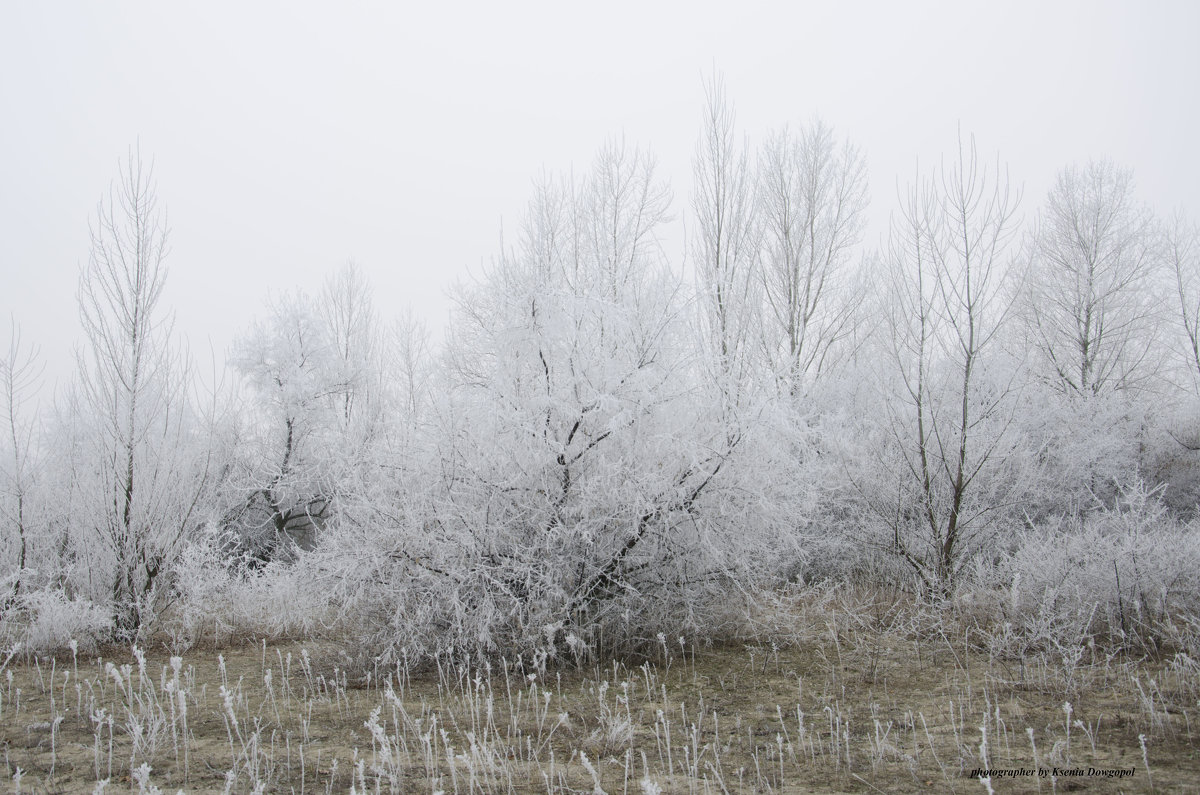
[0,591,1196,793]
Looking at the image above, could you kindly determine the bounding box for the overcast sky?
[2,1,1197,390]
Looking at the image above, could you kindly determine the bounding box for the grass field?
[1,590,1196,793]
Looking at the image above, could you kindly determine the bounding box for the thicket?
[3,81,1200,676]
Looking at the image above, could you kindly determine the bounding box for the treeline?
[2,80,1199,664]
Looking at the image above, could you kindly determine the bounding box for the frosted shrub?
[6,588,110,654]
[160,539,235,648]
[159,539,328,650]
[307,488,764,668]
[997,487,1200,656]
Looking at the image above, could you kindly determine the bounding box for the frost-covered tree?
[321,262,381,428]
[1022,160,1164,395]
[76,149,207,637]
[0,324,42,615]
[316,140,775,662]
[226,291,348,564]
[861,136,1023,594]
[758,119,867,392]
[691,73,760,406]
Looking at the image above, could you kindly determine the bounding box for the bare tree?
[77,147,204,637]
[758,119,868,392]
[1022,160,1164,395]
[0,322,42,614]
[691,72,760,403]
[580,136,673,307]
[388,308,432,423]
[520,169,577,289]
[321,261,380,426]
[869,136,1021,594]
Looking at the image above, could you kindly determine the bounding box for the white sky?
[2,1,1198,390]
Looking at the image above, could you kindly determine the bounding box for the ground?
[1,595,1196,793]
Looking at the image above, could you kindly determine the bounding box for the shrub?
[983,485,1200,658]
[2,588,111,655]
